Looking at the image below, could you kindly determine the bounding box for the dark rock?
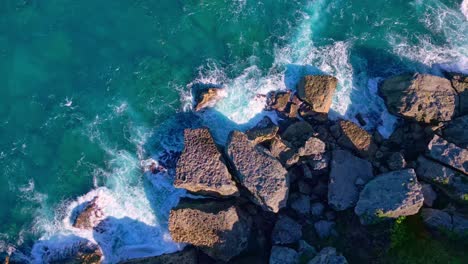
[442,115,468,148]
[194,87,226,111]
[270,137,300,168]
[416,156,468,203]
[421,183,437,207]
[227,131,289,212]
[175,128,238,197]
[386,152,407,171]
[380,73,458,123]
[272,215,302,245]
[168,201,251,261]
[297,75,338,114]
[246,116,279,144]
[269,246,299,264]
[298,180,313,195]
[290,193,311,216]
[336,120,377,157]
[38,239,102,264]
[328,150,374,211]
[298,240,317,261]
[314,220,336,239]
[119,247,197,264]
[427,135,468,175]
[267,91,291,112]
[447,72,468,115]
[421,208,468,237]
[310,202,325,217]
[308,247,348,264]
[281,121,315,149]
[355,169,424,225]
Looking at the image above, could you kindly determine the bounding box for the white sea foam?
[461,0,468,21]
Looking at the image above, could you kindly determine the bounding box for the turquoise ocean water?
[0,0,467,262]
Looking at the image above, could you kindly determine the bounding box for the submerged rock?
[119,247,197,264]
[417,156,468,203]
[168,201,251,261]
[308,247,348,264]
[269,246,299,264]
[427,135,468,175]
[227,131,289,212]
[246,116,279,144]
[297,75,338,114]
[355,169,424,225]
[193,87,226,111]
[336,120,377,157]
[272,215,302,245]
[442,115,468,148]
[328,150,374,211]
[380,73,458,123]
[175,128,238,197]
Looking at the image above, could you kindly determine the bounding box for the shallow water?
[0,0,467,262]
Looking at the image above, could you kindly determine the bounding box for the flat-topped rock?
[380,73,458,123]
[355,169,424,225]
[119,247,197,264]
[427,135,468,175]
[336,120,377,157]
[246,116,279,144]
[442,115,468,148]
[168,201,251,262]
[328,150,374,211]
[297,75,338,114]
[227,131,289,212]
[175,128,238,197]
[417,156,468,203]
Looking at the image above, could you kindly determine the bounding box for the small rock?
[193,87,226,111]
[421,184,437,207]
[298,240,317,261]
[272,216,303,245]
[281,121,315,149]
[267,91,291,112]
[269,246,299,264]
[310,202,325,217]
[298,137,326,157]
[387,152,407,171]
[298,180,313,195]
[297,75,338,114]
[308,247,348,264]
[73,197,104,230]
[314,220,336,239]
[290,193,311,216]
[427,135,468,175]
[246,116,279,144]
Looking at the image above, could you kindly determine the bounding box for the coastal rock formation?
[271,215,302,244]
[226,131,289,212]
[328,150,374,211]
[193,87,226,111]
[442,115,468,148]
[380,73,458,123]
[298,137,326,157]
[73,197,104,230]
[281,121,315,148]
[297,75,338,114]
[267,91,291,112]
[417,156,468,203]
[37,240,102,264]
[168,201,251,261]
[269,246,299,264]
[421,209,468,237]
[246,116,279,144]
[335,120,377,157]
[175,128,238,197]
[447,72,468,115]
[119,247,197,264]
[355,169,424,225]
[308,247,348,264]
[427,135,468,175]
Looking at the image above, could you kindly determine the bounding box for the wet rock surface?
[297,75,338,114]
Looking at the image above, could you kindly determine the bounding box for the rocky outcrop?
[193,87,226,111]
[447,72,468,115]
[417,156,468,203]
[421,209,468,237]
[246,116,279,144]
[73,197,103,230]
[427,135,468,175]
[297,75,338,114]
[335,120,377,157]
[272,215,302,244]
[355,169,424,225]
[380,73,458,123]
[328,150,374,211]
[269,246,299,264]
[175,128,238,197]
[41,240,102,264]
[442,115,468,148]
[119,247,197,264]
[308,247,348,264]
[227,131,289,212]
[168,201,251,261]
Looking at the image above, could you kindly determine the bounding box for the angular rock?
[269,246,298,264]
[73,197,104,230]
[298,240,317,261]
[119,247,197,264]
[421,208,468,237]
[227,131,289,212]
[290,193,311,215]
[308,247,348,264]
[168,201,251,262]
[194,87,226,111]
[380,73,458,123]
[386,152,407,171]
[427,135,468,175]
[298,137,326,157]
[442,115,468,148]
[328,150,374,211]
[246,116,279,144]
[310,202,325,216]
[416,156,468,203]
[447,72,468,115]
[314,220,336,239]
[272,216,302,245]
[297,75,338,114]
[175,128,238,197]
[267,91,291,112]
[270,137,298,167]
[281,121,315,149]
[421,184,437,207]
[355,169,424,225]
[336,120,377,157]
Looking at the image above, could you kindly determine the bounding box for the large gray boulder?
[168,201,251,262]
[380,73,458,123]
[355,169,424,225]
[119,247,197,264]
[427,135,468,175]
[307,247,348,264]
[227,131,289,212]
[417,156,468,203]
[328,150,374,211]
[272,215,302,245]
[297,75,338,114]
[442,115,468,148]
[175,128,238,197]
[270,246,299,264]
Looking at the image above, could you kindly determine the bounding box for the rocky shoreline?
[6,72,468,264]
